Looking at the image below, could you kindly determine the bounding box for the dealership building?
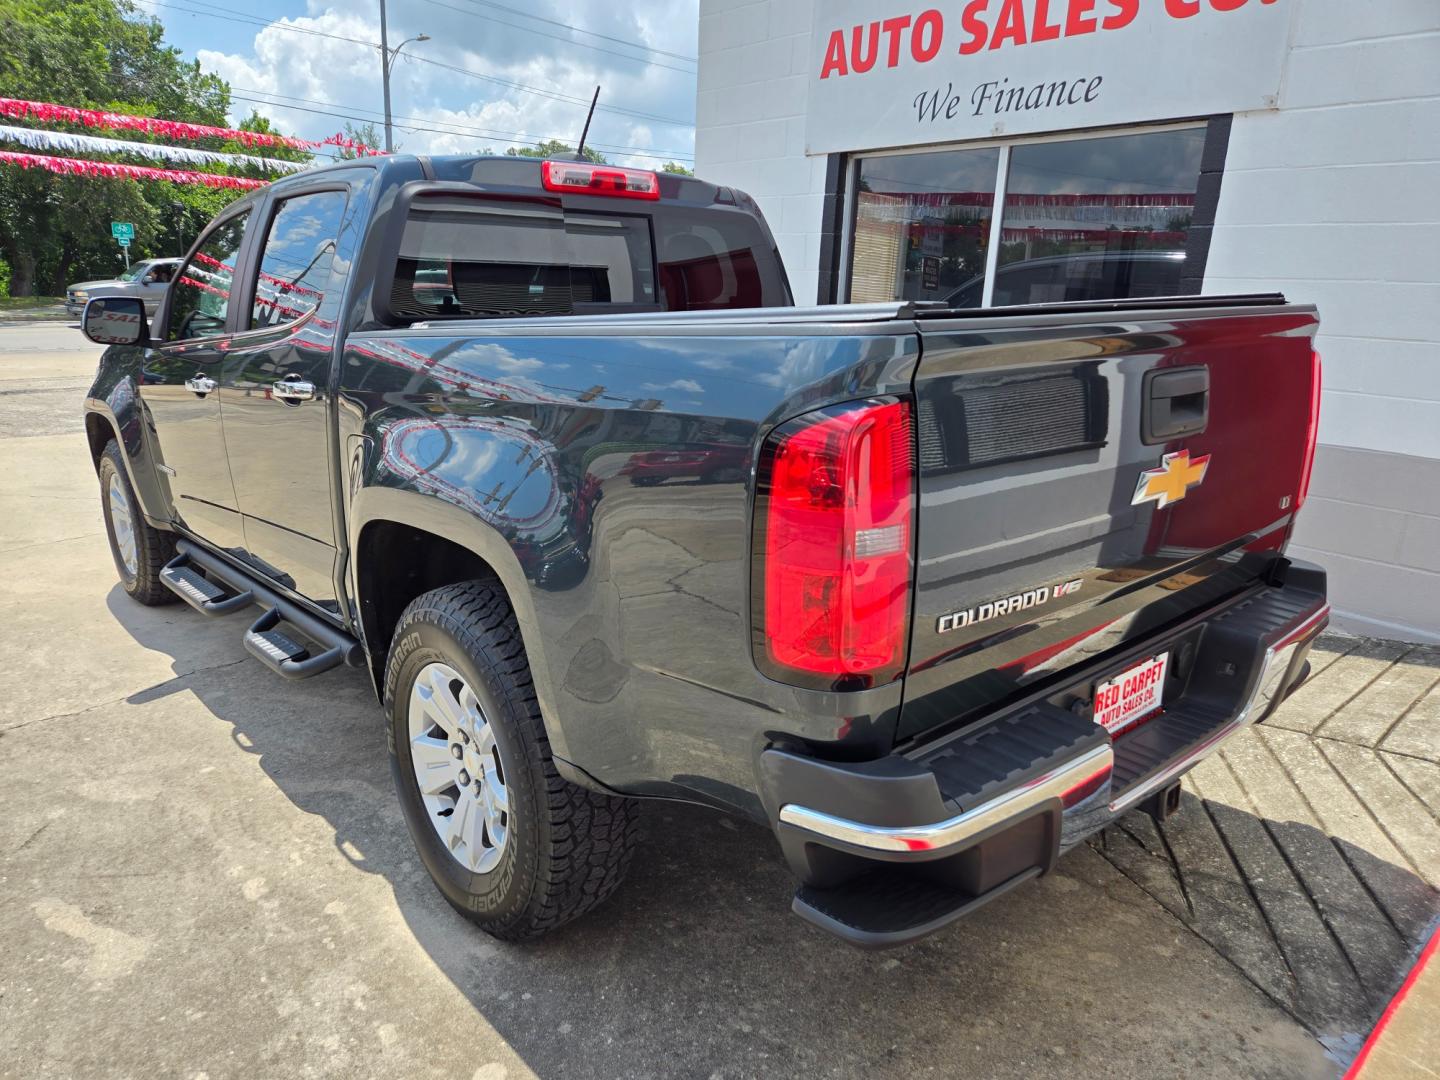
[695,0,1439,642]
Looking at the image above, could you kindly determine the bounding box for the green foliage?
[0,257,10,298]
[336,121,383,160]
[0,0,315,294]
[0,0,229,122]
[505,139,608,165]
[659,161,693,176]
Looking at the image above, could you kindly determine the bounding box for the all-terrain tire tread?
[386,580,641,939]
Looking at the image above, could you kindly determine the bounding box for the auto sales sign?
[805,0,1293,154]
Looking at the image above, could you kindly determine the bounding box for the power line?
[133,0,695,124]
[228,91,694,161]
[234,86,694,157]
[400,54,690,127]
[449,0,696,63]
[417,0,694,73]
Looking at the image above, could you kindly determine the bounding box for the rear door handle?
[1142,366,1209,444]
[184,374,217,396]
[272,377,316,402]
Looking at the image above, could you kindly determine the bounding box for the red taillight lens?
[754,399,914,689]
[1296,349,1322,512]
[540,159,660,200]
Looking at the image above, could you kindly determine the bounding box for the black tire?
[98,440,177,606]
[384,580,641,940]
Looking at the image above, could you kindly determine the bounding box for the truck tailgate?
[899,299,1320,743]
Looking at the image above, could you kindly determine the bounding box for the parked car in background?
[66,258,182,318]
[945,250,1186,308]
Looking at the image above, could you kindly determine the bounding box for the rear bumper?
[763,560,1329,948]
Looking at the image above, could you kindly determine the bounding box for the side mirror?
[82,296,148,346]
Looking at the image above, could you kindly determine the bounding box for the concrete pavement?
[1,322,1434,1079]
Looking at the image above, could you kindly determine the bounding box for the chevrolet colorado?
[81,154,1328,948]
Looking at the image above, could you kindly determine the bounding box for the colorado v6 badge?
[936,578,1083,634]
[1131,449,1211,510]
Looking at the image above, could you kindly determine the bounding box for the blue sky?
[136,0,699,167]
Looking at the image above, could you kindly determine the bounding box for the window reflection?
[848,126,1206,308]
[250,190,348,329]
[168,212,249,342]
[851,147,1000,305]
[993,128,1204,305]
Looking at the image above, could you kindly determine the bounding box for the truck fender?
[346,484,572,763]
[82,388,171,530]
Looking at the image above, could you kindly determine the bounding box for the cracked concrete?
[1,324,1431,1079]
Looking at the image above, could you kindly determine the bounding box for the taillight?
[1296,349,1322,512]
[753,398,914,690]
[540,159,660,200]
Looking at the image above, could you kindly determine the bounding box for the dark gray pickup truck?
[81,154,1329,948]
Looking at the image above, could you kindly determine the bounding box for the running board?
[243,608,348,680]
[166,540,364,681]
[160,557,255,614]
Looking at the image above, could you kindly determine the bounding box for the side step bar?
[160,540,364,681]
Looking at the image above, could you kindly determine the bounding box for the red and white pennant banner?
[0,150,268,190]
[0,97,382,156]
[0,123,306,172]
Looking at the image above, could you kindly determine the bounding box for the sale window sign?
[805,0,1293,155]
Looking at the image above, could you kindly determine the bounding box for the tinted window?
[654,208,785,311]
[390,197,653,320]
[850,146,1001,305]
[168,212,250,341]
[388,195,788,322]
[996,128,1203,302]
[250,190,348,329]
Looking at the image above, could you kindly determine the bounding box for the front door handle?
[184,374,217,396]
[272,377,316,402]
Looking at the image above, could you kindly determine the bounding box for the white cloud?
[641,377,703,392]
[195,0,697,168]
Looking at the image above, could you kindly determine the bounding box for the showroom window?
[844,124,1211,309]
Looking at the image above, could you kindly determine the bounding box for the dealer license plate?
[1093,652,1169,736]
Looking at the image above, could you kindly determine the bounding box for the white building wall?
[696,0,823,302]
[1205,0,1440,641]
[696,0,1440,641]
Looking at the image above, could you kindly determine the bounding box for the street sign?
[117,237,131,248]
[111,221,135,241]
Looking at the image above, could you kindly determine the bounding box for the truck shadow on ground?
[106,586,1433,1079]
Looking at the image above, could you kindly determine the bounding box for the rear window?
[386,193,786,321]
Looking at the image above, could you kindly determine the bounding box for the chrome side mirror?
[82,296,148,346]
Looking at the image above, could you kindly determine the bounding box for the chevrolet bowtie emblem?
[1132,449,1211,510]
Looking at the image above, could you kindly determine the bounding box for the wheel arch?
[348,487,572,762]
[83,405,171,529]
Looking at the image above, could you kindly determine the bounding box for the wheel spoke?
[422,668,466,734]
[447,789,474,854]
[410,735,458,795]
[482,761,508,813]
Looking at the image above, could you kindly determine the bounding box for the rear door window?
[249,189,349,329]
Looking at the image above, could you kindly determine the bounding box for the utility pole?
[379,0,428,153]
[379,0,392,153]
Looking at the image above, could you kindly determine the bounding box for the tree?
[336,120,384,160]
[505,139,608,164]
[659,161,693,176]
[0,0,309,294]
